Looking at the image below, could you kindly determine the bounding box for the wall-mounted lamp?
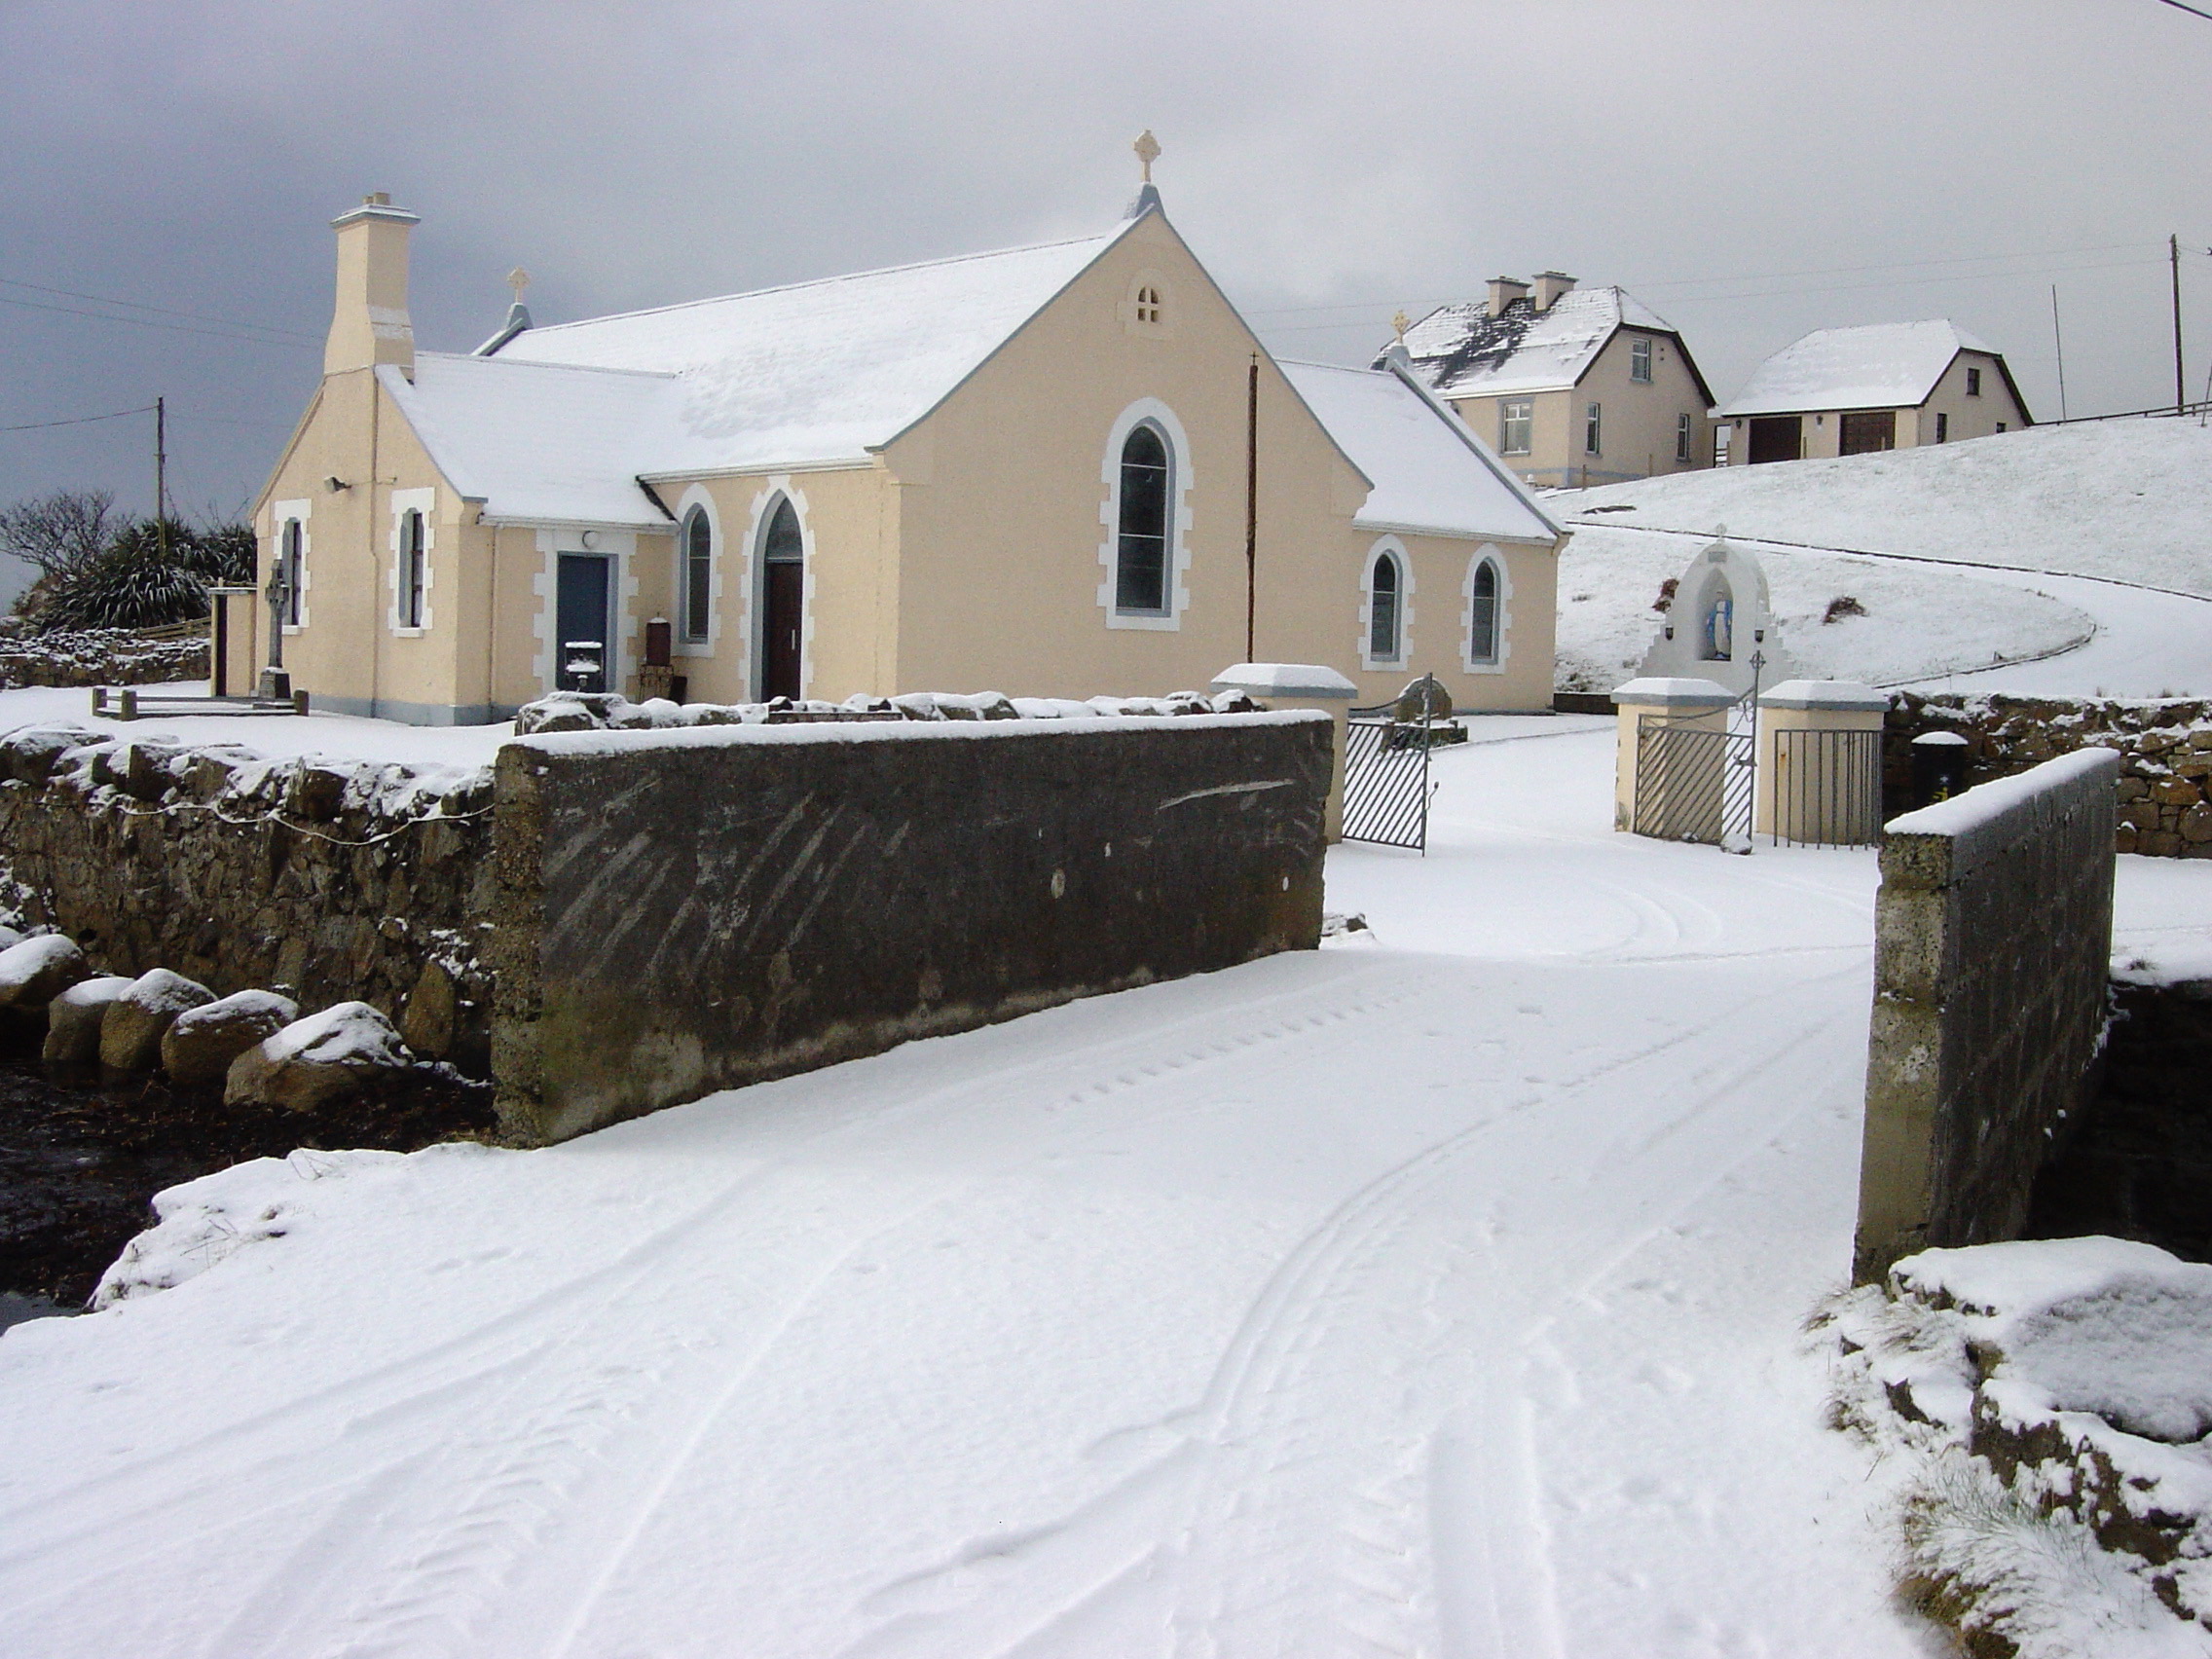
[323,475,350,493]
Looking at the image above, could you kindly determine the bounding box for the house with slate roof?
[1385,274,1717,490]
[1714,320,2032,465]
[242,182,1566,724]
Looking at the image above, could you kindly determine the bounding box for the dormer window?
[1136,285,1162,325]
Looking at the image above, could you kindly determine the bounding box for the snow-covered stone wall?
[0,725,494,1070]
[0,628,208,691]
[489,712,1331,1144]
[1888,691,2212,858]
[1857,749,2120,1281]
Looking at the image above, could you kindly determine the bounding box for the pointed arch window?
[398,508,425,629]
[1368,550,1403,662]
[279,519,305,627]
[1115,423,1171,615]
[1467,558,1500,665]
[681,504,713,642]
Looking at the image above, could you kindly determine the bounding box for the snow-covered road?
[6,720,2212,1657]
[1901,566,2212,700]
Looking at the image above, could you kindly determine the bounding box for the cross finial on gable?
[1133,129,1161,184]
[1391,310,1411,345]
[508,267,531,304]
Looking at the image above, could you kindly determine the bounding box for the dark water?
[0,1046,498,1316]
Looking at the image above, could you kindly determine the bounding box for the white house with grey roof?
[1386,274,1718,489]
[1715,319,2032,465]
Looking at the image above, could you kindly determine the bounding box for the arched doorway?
[759,498,803,701]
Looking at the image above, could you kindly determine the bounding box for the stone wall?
[1886,691,2212,857]
[491,712,1331,1144]
[0,725,494,1070]
[1855,747,2120,1281]
[0,628,208,690]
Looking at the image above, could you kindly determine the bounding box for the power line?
[0,276,318,343]
[0,293,316,350]
[2155,0,2212,21]
[0,404,157,433]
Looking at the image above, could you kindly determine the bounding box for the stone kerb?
[1753,680,1886,843]
[1210,663,1357,842]
[490,712,1333,1145]
[1854,747,2120,1282]
[1610,677,1734,834]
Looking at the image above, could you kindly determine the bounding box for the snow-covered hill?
[1557,418,2212,594]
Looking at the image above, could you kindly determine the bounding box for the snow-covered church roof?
[1720,320,2004,417]
[1386,286,1702,401]
[1278,359,1561,543]
[387,223,1138,525]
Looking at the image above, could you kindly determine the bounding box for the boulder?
[0,934,91,1010]
[398,960,458,1060]
[0,923,22,952]
[99,968,216,1073]
[226,1001,414,1112]
[161,988,300,1087]
[41,976,135,1066]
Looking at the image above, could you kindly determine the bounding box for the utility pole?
[154,395,168,561]
[2050,285,2069,422]
[2173,234,2187,415]
[1244,353,1258,661]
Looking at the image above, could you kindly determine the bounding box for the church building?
[241,158,1566,723]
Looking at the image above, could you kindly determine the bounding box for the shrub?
[30,518,254,634]
[1824,595,1868,624]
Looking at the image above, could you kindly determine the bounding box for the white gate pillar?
[1755,680,1889,843]
[1212,663,1359,843]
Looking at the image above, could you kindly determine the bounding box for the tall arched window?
[758,497,804,702]
[280,520,304,626]
[1368,551,1402,662]
[1115,424,1170,614]
[1467,558,1500,664]
[681,505,712,643]
[398,509,425,629]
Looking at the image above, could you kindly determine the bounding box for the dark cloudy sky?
[5,0,2210,564]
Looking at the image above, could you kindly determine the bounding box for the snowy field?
[7,718,2212,1657]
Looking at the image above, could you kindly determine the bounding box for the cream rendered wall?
[1345,530,1556,713]
[1450,388,1575,488]
[1448,332,1711,488]
[877,212,1371,701]
[253,367,492,721]
[1916,350,2031,446]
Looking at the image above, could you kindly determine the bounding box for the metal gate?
[1768,726,1884,847]
[1341,675,1448,851]
[1635,695,1755,850]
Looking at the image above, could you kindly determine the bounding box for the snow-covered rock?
[98,968,215,1073]
[40,975,134,1066]
[161,988,301,1086]
[225,1001,415,1111]
[0,933,90,1010]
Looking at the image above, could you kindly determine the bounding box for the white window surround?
[272,497,312,633]
[387,487,435,636]
[529,527,640,697]
[744,477,813,700]
[1631,337,1653,383]
[1461,545,1513,674]
[1357,535,1413,672]
[1097,397,1194,632]
[673,484,722,657]
[1499,399,1532,456]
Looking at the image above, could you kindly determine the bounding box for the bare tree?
[0,489,118,579]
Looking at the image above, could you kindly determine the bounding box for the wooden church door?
[760,498,803,701]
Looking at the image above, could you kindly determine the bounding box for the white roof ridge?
[522,224,1127,338]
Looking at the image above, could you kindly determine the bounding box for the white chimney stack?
[1532,271,1576,312]
[325,192,421,380]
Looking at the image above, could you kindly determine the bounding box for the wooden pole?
[1245,353,1258,661]
[2172,234,2187,415]
[2051,284,2069,423]
[154,395,168,562]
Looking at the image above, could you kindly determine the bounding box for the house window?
[1936,412,1949,442]
[1499,400,1531,455]
[682,504,712,642]
[1368,550,1403,663]
[279,519,304,626]
[1631,338,1653,383]
[397,509,425,629]
[1115,423,1171,614]
[1585,401,1603,456]
[1467,557,1500,664]
[1135,285,1161,325]
[1967,366,1983,396]
[1996,422,2007,432]
[1676,413,1692,462]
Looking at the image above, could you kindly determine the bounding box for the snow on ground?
[0,682,512,768]
[1558,417,2212,597]
[1555,523,2092,691]
[7,718,2212,1657]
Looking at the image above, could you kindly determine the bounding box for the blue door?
[556,555,611,691]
